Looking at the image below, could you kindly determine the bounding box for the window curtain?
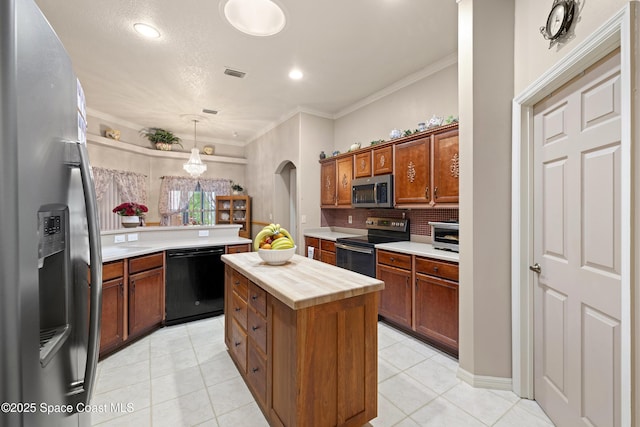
[91,167,148,204]
[158,176,231,225]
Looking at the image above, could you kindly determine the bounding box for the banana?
[271,238,293,250]
[253,228,272,250]
[279,227,295,245]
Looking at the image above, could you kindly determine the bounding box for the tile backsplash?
[321,208,459,237]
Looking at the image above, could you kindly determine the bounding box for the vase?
[155,142,173,151]
[121,216,140,228]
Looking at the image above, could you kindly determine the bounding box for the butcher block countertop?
[221,252,384,310]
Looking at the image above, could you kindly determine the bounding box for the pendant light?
[183,119,207,177]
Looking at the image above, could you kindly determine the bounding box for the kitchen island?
[221,252,383,427]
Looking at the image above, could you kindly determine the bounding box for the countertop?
[221,252,384,310]
[302,228,363,241]
[375,241,459,263]
[102,237,251,262]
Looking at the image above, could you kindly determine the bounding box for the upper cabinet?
[320,157,352,207]
[394,137,431,205]
[319,123,458,208]
[432,129,459,204]
[216,195,252,238]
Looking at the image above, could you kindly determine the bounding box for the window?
[182,183,216,225]
[160,176,231,226]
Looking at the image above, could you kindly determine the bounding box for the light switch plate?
[348,215,353,224]
[301,215,307,224]
[127,233,138,242]
[198,230,210,237]
[114,235,125,243]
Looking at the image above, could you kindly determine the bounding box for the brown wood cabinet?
[305,236,337,265]
[354,151,372,178]
[376,250,412,328]
[97,261,125,355]
[226,243,251,254]
[320,239,336,265]
[394,136,431,205]
[373,145,393,175]
[128,252,164,340]
[320,160,337,206]
[376,249,459,356]
[336,157,353,205]
[415,257,459,353]
[216,196,251,238]
[225,265,378,427]
[432,129,460,204]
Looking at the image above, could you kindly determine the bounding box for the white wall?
[333,64,458,150]
[514,0,629,94]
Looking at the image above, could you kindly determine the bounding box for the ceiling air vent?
[224,68,246,78]
[202,109,218,115]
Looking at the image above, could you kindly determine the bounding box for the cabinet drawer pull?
[390,257,395,262]
[252,367,260,373]
[251,295,258,301]
[234,280,240,285]
[234,341,241,347]
[234,307,241,312]
[252,325,260,331]
[434,266,439,272]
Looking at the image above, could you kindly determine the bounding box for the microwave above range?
[351,174,393,208]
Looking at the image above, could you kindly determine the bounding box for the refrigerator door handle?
[73,142,103,404]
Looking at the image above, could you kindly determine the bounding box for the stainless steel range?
[336,217,410,277]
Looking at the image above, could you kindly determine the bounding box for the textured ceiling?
[35,0,458,144]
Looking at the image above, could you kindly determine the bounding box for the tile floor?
[90,315,555,426]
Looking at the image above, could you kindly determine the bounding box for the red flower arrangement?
[112,202,148,217]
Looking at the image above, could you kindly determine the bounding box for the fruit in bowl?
[255,223,296,264]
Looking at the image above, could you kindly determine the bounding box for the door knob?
[529,263,541,274]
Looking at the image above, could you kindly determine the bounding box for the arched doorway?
[273,160,298,248]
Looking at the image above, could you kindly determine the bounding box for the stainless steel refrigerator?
[1,0,103,426]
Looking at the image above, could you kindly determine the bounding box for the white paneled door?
[533,50,621,427]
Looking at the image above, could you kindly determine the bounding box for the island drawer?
[248,309,267,354]
[415,257,458,282]
[248,282,267,317]
[377,250,411,270]
[230,319,247,373]
[129,252,163,274]
[247,344,266,404]
[231,270,249,300]
[231,292,248,330]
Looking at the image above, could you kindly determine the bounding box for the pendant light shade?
[183,120,207,177]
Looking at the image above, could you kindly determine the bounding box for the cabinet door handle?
[252,325,260,331]
[130,281,135,292]
[234,280,240,285]
[120,283,124,296]
[405,277,409,287]
[425,186,430,200]
[390,257,395,262]
[234,341,241,347]
[251,295,258,301]
[434,266,439,272]
[434,187,438,199]
[234,307,241,312]
[252,367,260,373]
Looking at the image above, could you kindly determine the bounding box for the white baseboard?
[457,367,513,391]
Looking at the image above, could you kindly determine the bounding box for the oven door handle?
[335,243,374,255]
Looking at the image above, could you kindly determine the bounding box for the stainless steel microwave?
[351,175,393,208]
[429,221,459,252]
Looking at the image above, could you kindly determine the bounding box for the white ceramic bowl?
[258,246,296,265]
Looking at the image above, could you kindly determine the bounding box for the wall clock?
[540,0,575,42]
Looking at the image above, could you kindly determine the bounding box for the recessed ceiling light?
[223,0,286,37]
[133,23,160,39]
[288,69,303,80]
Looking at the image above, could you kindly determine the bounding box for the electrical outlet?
[198,230,210,237]
[269,213,273,220]
[114,235,125,243]
[348,215,353,224]
[127,233,138,242]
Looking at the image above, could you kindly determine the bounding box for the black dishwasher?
[165,246,225,325]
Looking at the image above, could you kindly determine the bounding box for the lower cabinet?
[225,265,378,426]
[304,236,336,265]
[92,252,165,358]
[376,249,459,356]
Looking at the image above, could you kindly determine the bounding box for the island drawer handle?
[252,367,259,373]
[434,266,439,272]
[251,295,258,300]
[234,341,241,347]
[235,307,241,312]
[252,325,260,331]
[234,280,240,285]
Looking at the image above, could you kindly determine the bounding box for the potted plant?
[140,127,182,151]
[113,202,148,228]
[231,182,244,195]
